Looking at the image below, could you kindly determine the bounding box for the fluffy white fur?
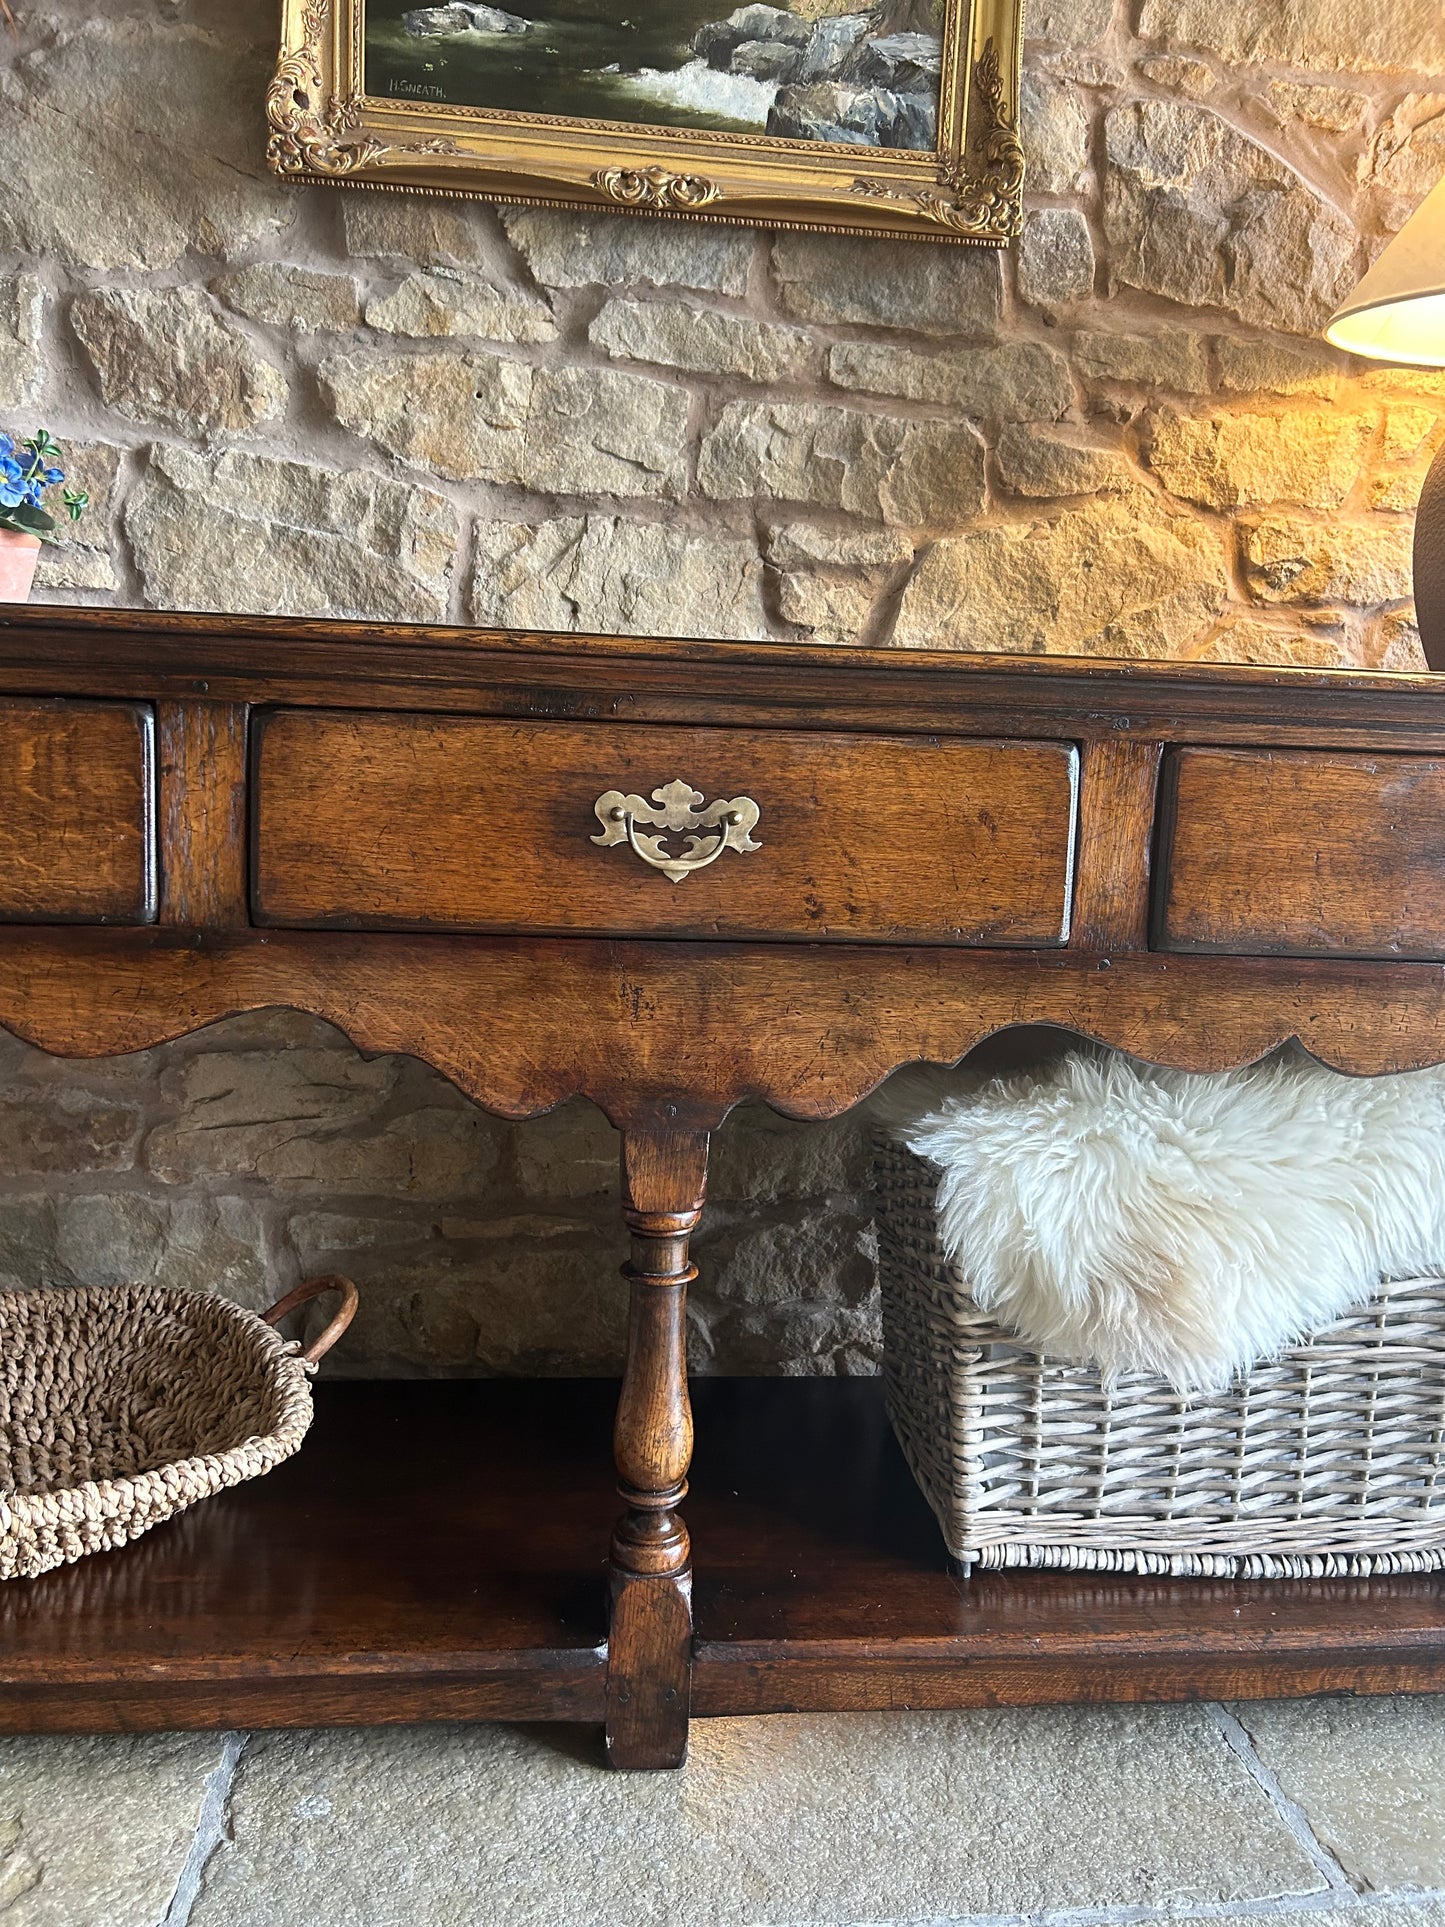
[892,1050,1445,1392]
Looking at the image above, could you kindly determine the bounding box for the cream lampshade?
[1327,175,1445,667]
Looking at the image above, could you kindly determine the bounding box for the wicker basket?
[875,1138,1445,1578]
[0,1275,357,1581]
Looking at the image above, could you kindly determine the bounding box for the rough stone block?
[894,493,1227,656]
[148,1047,499,1198]
[996,424,1135,498]
[1137,53,1217,98]
[827,339,1073,421]
[344,195,493,264]
[1073,328,1211,391]
[1265,79,1370,134]
[589,299,818,383]
[71,289,286,439]
[1026,0,1114,43]
[322,347,530,484]
[127,447,457,621]
[771,233,1003,336]
[32,442,122,596]
[502,207,753,294]
[1214,335,1345,399]
[365,270,556,343]
[766,525,911,645]
[1137,0,1445,75]
[1364,94,1445,230]
[0,1078,142,1177]
[212,265,363,334]
[1146,409,1374,509]
[0,19,289,270]
[1018,208,1096,309]
[322,350,689,498]
[510,1100,619,1201]
[1021,71,1092,194]
[1196,620,1348,667]
[0,276,42,410]
[470,514,767,639]
[1105,101,1357,335]
[1244,516,1414,605]
[525,366,691,497]
[288,1219,627,1374]
[699,401,986,525]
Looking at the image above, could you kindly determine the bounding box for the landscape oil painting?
[365,0,945,151]
[269,0,1024,243]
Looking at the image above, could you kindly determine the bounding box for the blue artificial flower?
[22,481,42,508]
[42,467,63,485]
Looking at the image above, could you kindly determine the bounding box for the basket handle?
[261,1274,360,1365]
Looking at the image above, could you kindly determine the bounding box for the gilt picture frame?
[268,0,1024,245]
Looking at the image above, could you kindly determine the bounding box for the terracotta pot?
[0,530,41,604]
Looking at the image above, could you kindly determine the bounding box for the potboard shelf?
[1,1378,1441,1735]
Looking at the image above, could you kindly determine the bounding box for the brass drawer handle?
[592,779,762,884]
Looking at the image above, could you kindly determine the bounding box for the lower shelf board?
[0,1377,1443,1732]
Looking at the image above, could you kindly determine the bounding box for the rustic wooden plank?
[0,1382,610,1732]
[1,930,1444,1126]
[252,711,1079,945]
[157,700,249,929]
[2,1381,1443,1735]
[1069,738,1164,952]
[3,605,1445,753]
[1159,746,1445,959]
[0,698,155,925]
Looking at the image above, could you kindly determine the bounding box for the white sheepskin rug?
[894,1049,1445,1393]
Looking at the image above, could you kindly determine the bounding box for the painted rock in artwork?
[401,4,529,36]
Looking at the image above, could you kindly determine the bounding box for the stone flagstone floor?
[8,1697,1445,1926]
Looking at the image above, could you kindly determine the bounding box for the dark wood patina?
[0,603,1443,1768]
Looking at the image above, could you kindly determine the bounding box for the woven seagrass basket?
[875,1137,1445,1578]
[0,1275,357,1581]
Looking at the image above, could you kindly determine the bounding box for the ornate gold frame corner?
[268,0,1024,245]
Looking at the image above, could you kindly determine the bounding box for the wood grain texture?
[606,1130,708,1769]
[1,929,1444,1129]
[7,604,1445,755]
[1159,747,1445,959]
[1069,738,1163,952]
[1,608,1445,1760]
[0,699,155,925]
[157,701,248,928]
[253,711,1079,945]
[0,1382,609,1731]
[4,1380,1445,1735]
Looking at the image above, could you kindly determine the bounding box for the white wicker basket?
[875,1138,1445,1578]
[0,1276,357,1581]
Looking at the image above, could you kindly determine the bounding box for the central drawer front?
[1157,746,1445,958]
[252,711,1079,945]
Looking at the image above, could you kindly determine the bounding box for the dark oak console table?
[2,604,1445,1769]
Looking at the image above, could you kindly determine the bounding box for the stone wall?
[0,0,1441,1373]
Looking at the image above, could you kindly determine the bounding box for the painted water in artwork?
[364,1,944,149]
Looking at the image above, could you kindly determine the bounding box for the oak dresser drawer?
[1157,746,1445,959]
[0,699,155,925]
[252,711,1079,945]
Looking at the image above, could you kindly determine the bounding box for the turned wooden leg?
[605,1126,709,1771]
